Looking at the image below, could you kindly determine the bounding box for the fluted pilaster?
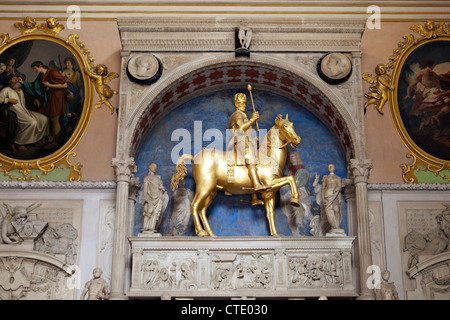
[349,158,375,300]
[110,157,137,300]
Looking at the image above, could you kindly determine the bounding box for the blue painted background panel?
[135,89,347,237]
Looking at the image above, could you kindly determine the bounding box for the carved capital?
[111,157,137,183]
[349,159,373,184]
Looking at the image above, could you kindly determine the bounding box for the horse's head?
[275,114,301,149]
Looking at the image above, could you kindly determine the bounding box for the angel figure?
[0,202,41,244]
[38,17,64,35]
[362,64,394,115]
[14,16,38,34]
[85,64,118,114]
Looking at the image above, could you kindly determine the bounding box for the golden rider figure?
[228,93,268,205]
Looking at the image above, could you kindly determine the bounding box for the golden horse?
[171,114,302,237]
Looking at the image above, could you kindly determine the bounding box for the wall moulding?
[118,16,366,52]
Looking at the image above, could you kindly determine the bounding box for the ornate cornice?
[118,16,365,52]
[0,180,116,189]
[368,183,450,191]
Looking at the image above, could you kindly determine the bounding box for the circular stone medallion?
[317,53,352,84]
[127,53,162,84]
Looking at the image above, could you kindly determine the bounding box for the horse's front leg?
[262,176,300,207]
[286,175,300,207]
[261,192,278,236]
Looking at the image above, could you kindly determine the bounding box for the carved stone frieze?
[211,253,272,290]
[0,181,116,190]
[118,17,365,52]
[288,253,344,289]
[128,236,356,298]
[142,253,197,291]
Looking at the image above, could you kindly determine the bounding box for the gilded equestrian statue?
[171,90,301,237]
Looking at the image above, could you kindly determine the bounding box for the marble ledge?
[0,180,116,190]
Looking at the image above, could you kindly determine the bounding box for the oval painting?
[397,39,450,161]
[0,38,85,160]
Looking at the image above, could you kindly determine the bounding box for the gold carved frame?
[363,21,450,183]
[0,17,116,181]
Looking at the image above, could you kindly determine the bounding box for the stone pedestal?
[128,236,357,299]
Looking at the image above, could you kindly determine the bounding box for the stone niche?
[118,16,366,300]
[128,236,356,299]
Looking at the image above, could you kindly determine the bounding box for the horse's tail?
[171,154,194,191]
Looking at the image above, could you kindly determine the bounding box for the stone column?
[125,177,141,293]
[349,158,375,300]
[110,157,137,300]
[343,178,359,291]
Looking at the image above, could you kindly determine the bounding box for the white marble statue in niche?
[169,179,193,236]
[280,151,313,236]
[140,163,169,235]
[321,164,345,236]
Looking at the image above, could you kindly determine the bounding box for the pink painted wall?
[68,21,120,181]
[361,22,420,183]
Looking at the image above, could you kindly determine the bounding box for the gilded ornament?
[14,17,64,35]
[39,17,64,35]
[85,64,118,114]
[362,64,393,115]
[13,17,38,34]
[171,88,302,237]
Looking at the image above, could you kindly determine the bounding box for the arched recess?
[124,54,360,169]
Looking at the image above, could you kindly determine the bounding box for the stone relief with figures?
[0,201,81,299]
[129,237,356,299]
[401,202,450,299]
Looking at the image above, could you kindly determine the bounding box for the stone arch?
[125,53,361,174]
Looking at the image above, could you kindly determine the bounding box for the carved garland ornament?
[0,17,117,181]
[363,21,450,183]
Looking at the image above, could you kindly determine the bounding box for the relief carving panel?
[129,237,356,299]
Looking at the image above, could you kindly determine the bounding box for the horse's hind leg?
[199,189,218,237]
[191,188,213,237]
[261,191,279,236]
